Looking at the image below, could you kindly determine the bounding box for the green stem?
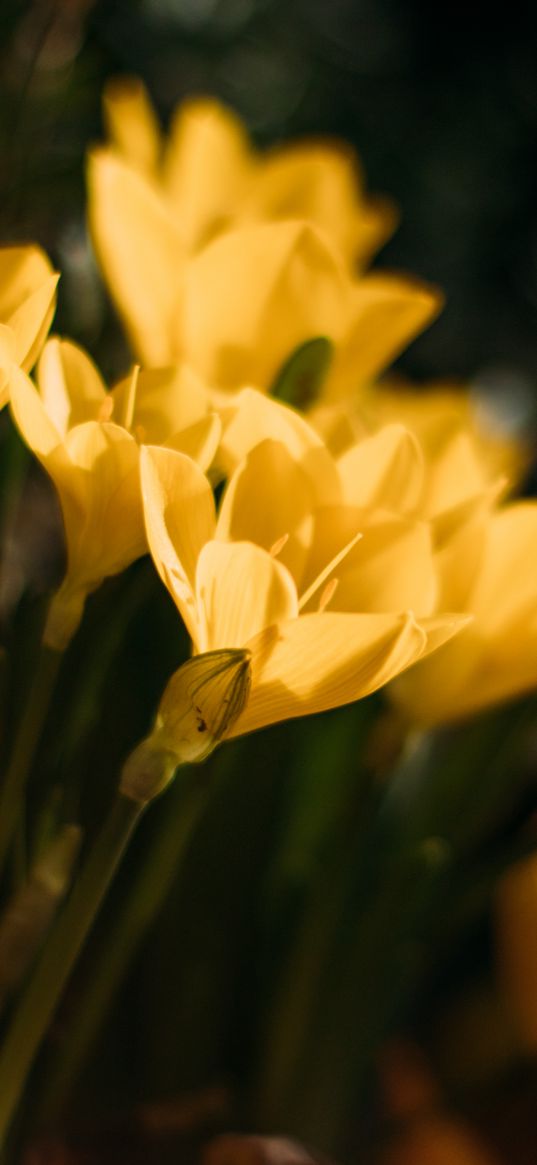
[0,643,62,880]
[37,768,205,1120]
[0,793,143,1154]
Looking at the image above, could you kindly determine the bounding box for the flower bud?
[156,648,252,761]
[120,649,251,804]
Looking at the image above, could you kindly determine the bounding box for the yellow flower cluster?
[1,79,536,749]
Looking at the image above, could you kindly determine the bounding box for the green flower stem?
[0,792,144,1153]
[0,642,63,881]
[36,767,206,1121]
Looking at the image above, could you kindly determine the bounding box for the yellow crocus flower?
[101,76,396,266]
[7,337,220,648]
[365,379,529,489]
[140,440,467,740]
[390,500,537,724]
[88,161,440,394]
[0,245,58,407]
[312,393,509,547]
[312,377,526,520]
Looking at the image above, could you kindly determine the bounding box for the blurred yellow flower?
[7,337,220,649]
[101,76,397,266]
[88,162,440,393]
[311,389,511,547]
[0,245,58,408]
[140,438,466,739]
[390,500,537,724]
[364,380,529,489]
[313,378,527,504]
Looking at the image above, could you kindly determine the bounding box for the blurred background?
[1,3,537,1163]
[2,0,537,395]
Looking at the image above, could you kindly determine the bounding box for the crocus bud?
[120,649,251,804]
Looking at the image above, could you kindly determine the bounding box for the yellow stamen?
[269,533,289,558]
[298,530,362,611]
[123,364,140,430]
[318,577,339,612]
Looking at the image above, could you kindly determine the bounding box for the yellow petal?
[37,337,107,434]
[164,98,251,250]
[7,276,59,371]
[87,148,185,364]
[111,363,209,442]
[217,388,341,504]
[248,141,397,266]
[165,412,221,471]
[103,76,162,174]
[0,244,54,312]
[391,614,537,726]
[325,273,443,398]
[303,507,437,616]
[351,194,399,269]
[140,445,216,642]
[0,245,58,372]
[337,423,424,513]
[417,613,474,659]
[423,429,490,517]
[62,420,145,582]
[195,540,298,653]
[434,497,490,610]
[229,610,426,736]
[8,363,84,542]
[250,141,364,225]
[183,221,349,390]
[308,401,367,456]
[9,362,63,458]
[216,438,317,586]
[468,503,537,633]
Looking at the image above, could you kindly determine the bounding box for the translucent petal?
[37,338,107,435]
[7,276,58,371]
[63,421,145,582]
[337,423,424,513]
[164,98,251,250]
[218,388,341,504]
[469,502,537,632]
[111,363,210,443]
[325,273,442,398]
[88,149,185,365]
[140,445,216,642]
[216,438,316,586]
[103,76,162,174]
[195,540,298,653]
[183,221,349,390]
[303,507,437,616]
